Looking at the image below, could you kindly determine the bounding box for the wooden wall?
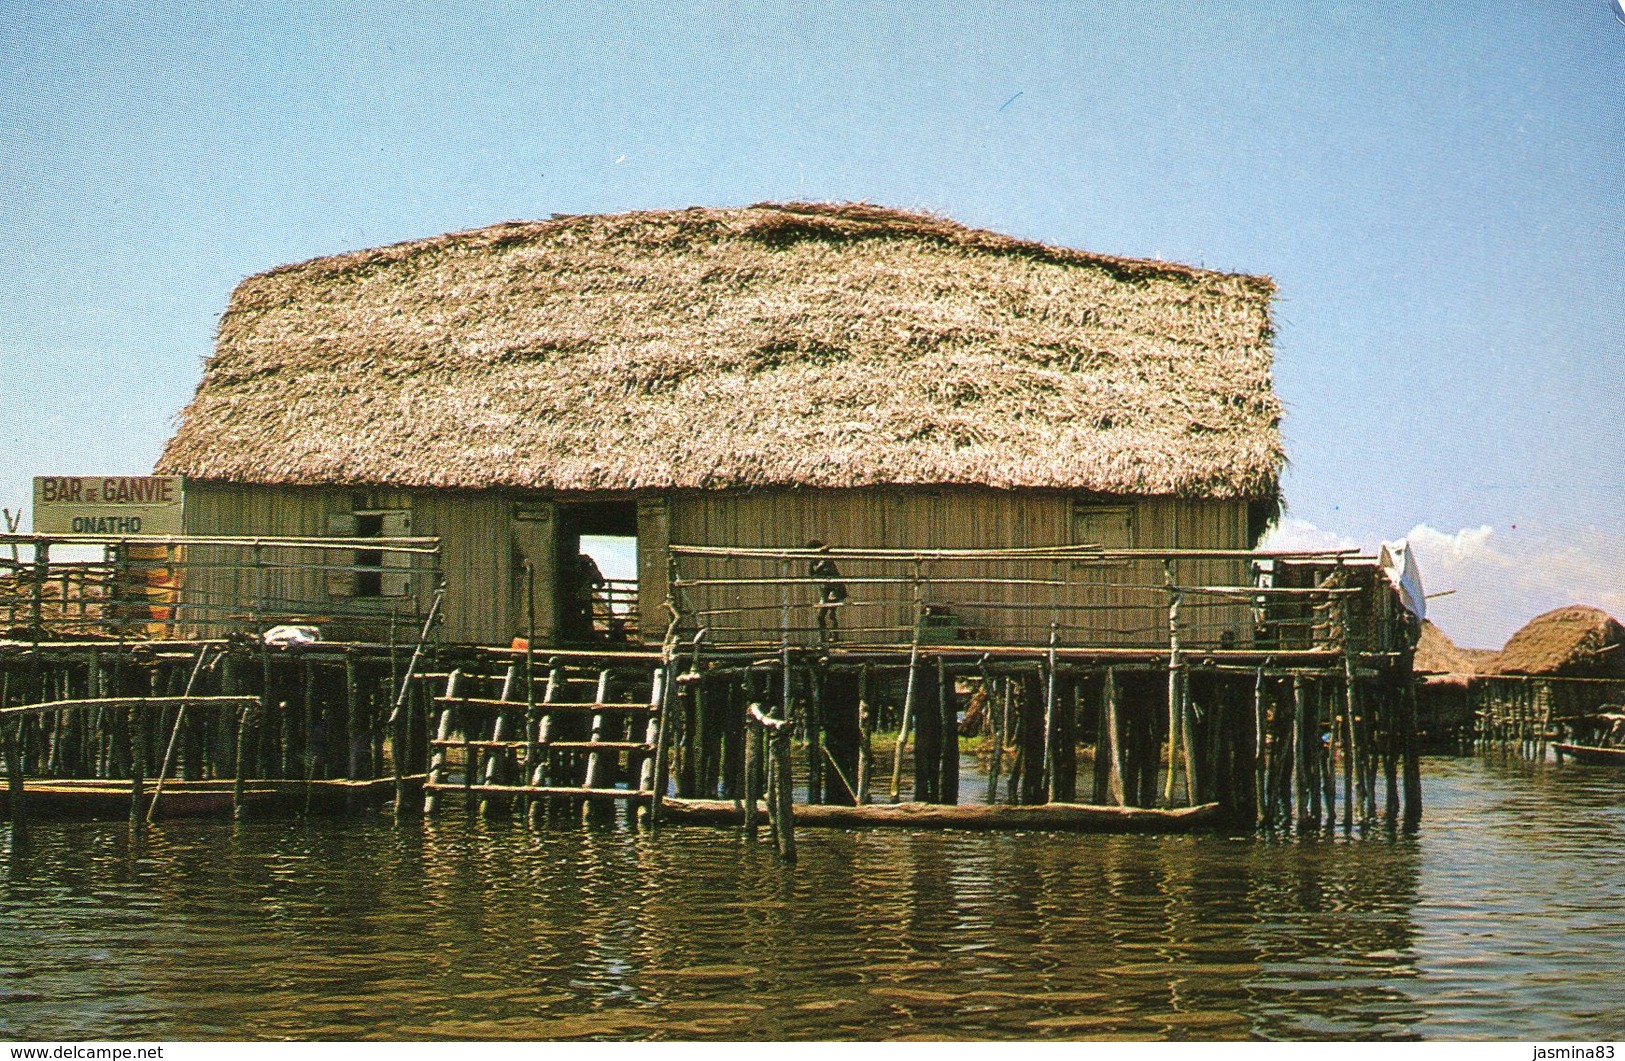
[179,482,1251,649]
[180,482,524,645]
[665,488,1251,648]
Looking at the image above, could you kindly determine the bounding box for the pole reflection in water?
[0,757,1620,1040]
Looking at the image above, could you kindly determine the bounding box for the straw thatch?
[1414,620,1496,677]
[1488,606,1625,678]
[157,202,1281,498]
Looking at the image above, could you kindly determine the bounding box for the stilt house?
[156,202,1284,648]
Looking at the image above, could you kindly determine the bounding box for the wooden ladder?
[423,652,666,823]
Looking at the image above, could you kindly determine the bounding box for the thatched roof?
[1414,620,1497,677]
[156,202,1282,497]
[1488,606,1625,678]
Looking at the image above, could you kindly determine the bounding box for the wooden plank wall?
[179,483,1251,649]
[181,482,514,645]
[666,488,1251,648]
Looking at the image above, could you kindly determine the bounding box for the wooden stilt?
[1253,668,1267,829]
[1104,667,1125,807]
[938,656,957,806]
[889,634,920,804]
[1163,584,1183,806]
[1041,629,1058,802]
[1402,680,1422,830]
[743,702,762,838]
[856,664,873,805]
[1319,681,1335,832]
[806,664,824,806]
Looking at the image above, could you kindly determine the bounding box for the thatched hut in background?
[156,202,1283,647]
[1487,606,1625,679]
[1428,605,1625,751]
[1412,620,1495,745]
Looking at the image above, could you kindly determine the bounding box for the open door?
[511,499,558,644]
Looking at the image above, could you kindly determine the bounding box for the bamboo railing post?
[29,540,47,640]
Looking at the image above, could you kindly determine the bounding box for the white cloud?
[1258,517,1359,553]
[1261,519,1625,649]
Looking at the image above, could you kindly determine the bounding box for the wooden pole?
[1104,666,1125,806]
[232,703,252,820]
[147,645,212,823]
[889,634,921,803]
[1163,577,1182,805]
[646,653,677,831]
[480,659,519,818]
[856,664,873,805]
[986,676,1004,805]
[1292,675,1309,832]
[423,667,458,815]
[773,726,795,864]
[1319,681,1335,831]
[938,655,957,806]
[1253,668,1267,829]
[743,701,761,838]
[582,666,614,822]
[750,703,795,863]
[1042,626,1058,803]
[1401,679,1422,830]
[523,561,538,820]
[126,695,146,826]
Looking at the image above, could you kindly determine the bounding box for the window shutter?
[379,510,413,597]
[325,512,357,596]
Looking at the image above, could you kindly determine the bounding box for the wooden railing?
[1,533,441,642]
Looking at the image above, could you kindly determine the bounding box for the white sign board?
[32,476,185,535]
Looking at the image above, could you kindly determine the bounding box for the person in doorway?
[570,551,606,642]
[806,540,847,644]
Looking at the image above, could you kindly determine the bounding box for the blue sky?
[1,0,1620,646]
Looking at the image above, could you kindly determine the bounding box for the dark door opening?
[557,501,639,644]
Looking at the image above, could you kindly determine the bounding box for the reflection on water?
[1,757,1621,1040]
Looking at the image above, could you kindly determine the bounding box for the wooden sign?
[32,476,185,535]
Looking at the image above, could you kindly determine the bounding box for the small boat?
[1553,743,1625,766]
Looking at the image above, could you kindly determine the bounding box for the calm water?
[1,757,1623,1041]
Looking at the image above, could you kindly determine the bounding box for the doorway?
[557,501,638,643]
